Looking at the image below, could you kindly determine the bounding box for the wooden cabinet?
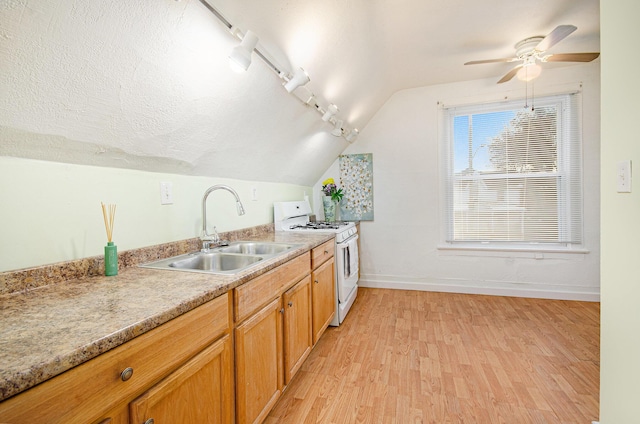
[129,334,233,424]
[310,240,336,345]
[283,275,312,384]
[1,242,337,424]
[311,257,335,344]
[234,297,284,424]
[0,293,231,424]
[233,253,311,424]
[311,239,334,270]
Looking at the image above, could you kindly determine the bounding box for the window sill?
[437,244,590,259]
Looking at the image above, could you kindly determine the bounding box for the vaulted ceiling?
[0,0,599,186]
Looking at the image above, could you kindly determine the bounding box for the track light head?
[229,30,259,72]
[283,68,310,93]
[322,104,339,122]
[331,120,344,137]
[345,128,359,142]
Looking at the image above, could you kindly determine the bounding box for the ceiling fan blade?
[535,25,577,52]
[497,65,523,84]
[544,52,600,62]
[464,58,518,65]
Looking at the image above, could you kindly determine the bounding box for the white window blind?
[442,94,583,246]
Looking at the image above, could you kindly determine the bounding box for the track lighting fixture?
[229,30,259,72]
[322,104,339,122]
[345,129,359,142]
[283,68,310,93]
[331,120,344,137]
[195,0,359,143]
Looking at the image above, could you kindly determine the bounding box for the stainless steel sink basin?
[217,241,296,255]
[169,252,262,271]
[140,241,302,275]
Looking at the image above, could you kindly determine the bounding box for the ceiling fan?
[464,25,600,84]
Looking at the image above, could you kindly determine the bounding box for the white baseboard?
[358,274,600,302]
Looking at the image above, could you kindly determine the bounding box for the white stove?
[274,201,356,239]
[274,200,359,326]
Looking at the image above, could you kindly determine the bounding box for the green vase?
[322,196,336,222]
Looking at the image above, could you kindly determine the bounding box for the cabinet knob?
[288,301,293,307]
[120,367,134,382]
[144,419,155,424]
[314,279,319,284]
[324,250,328,254]
[280,308,285,314]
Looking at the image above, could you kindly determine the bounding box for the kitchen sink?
[168,252,263,271]
[217,241,296,255]
[140,241,302,275]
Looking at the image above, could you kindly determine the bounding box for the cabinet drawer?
[311,240,335,269]
[234,253,310,323]
[0,293,230,424]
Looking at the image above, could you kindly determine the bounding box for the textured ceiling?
[0,0,599,186]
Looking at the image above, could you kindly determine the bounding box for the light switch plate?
[617,160,632,193]
[160,182,173,204]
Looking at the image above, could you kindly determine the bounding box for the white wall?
[328,63,600,301]
[600,1,640,421]
[0,156,310,272]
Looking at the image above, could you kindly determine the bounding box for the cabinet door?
[283,275,313,384]
[93,404,128,424]
[312,257,335,344]
[235,297,283,424]
[129,334,233,424]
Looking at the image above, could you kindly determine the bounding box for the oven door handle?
[337,233,358,246]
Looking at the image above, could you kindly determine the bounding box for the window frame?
[439,93,584,252]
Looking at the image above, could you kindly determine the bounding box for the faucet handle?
[212,226,220,243]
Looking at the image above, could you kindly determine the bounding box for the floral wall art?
[339,153,374,221]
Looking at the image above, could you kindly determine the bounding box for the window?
[441,94,582,248]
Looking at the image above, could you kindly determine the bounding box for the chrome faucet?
[201,185,246,252]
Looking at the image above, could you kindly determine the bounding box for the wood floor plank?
[268,288,599,423]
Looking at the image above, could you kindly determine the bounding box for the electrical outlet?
[617,160,632,193]
[160,182,173,205]
[251,186,258,201]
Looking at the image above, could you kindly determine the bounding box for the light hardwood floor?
[266,288,600,424]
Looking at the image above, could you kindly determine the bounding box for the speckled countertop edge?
[0,228,334,402]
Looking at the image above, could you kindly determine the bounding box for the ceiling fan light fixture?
[517,63,542,81]
[464,25,599,85]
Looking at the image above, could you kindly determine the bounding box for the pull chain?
[531,79,535,111]
[524,76,529,110]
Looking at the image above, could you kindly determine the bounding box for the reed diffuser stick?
[101,202,116,242]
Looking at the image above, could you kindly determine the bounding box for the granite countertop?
[0,230,334,402]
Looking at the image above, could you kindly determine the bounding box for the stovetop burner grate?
[289,221,351,230]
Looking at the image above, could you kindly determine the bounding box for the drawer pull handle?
[288,301,293,307]
[120,367,134,382]
[144,419,155,424]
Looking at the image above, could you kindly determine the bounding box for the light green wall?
[600,0,640,422]
[0,156,311,272]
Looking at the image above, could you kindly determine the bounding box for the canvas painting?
[339,153,374,221]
